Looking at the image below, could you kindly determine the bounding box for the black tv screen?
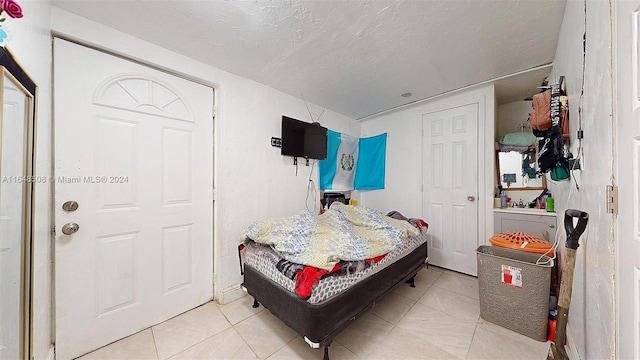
[281,116,327,160]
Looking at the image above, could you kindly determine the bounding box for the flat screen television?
[281,116,327,160]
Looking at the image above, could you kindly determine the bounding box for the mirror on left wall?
[0,46,37,360]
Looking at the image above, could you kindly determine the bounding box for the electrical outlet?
[271,137,282,147]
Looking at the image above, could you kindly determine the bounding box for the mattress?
[243,227,428,304]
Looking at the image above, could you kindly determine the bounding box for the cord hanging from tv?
[281,115,328,162]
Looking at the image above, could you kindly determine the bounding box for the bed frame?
[241,241,428,360]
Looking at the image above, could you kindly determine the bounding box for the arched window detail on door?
[93,74,194,122]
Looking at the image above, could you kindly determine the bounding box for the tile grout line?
[428,283,480,302]
[150,327,160,360]
[230,314,275,360]
[464,321,480,360]
[231,330,260,360]
[153,303,236,359]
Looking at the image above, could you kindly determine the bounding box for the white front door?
[422,103,479,275]
[615,2,640,358]
[53,39,214,360]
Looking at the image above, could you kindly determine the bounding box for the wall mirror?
[496,147,546,190]
[0,47,37,360]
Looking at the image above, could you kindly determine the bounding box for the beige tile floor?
[77,266,551,360]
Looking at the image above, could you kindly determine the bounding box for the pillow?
[499,132,537,147]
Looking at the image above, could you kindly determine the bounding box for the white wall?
[359,84,496,243]
[497,100,533,140]
[357,108,422,216]
[550,1,615,359]
[4,1,54,359]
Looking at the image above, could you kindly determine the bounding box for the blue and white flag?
[319,130,359,190]
[320,131,387,191]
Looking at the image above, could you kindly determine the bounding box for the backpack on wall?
[532,78,571,180]
[537,130,563,174]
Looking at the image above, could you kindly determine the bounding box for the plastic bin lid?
[489,231,555,256]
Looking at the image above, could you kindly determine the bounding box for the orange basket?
[489,231,555,256]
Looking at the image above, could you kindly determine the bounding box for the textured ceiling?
[52,0,565,119]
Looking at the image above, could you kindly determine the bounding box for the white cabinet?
[493,208,557,242]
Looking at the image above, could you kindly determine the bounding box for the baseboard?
[217,284,245,305]
[45,345,55,360]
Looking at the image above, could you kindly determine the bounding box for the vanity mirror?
[496,147,546,190]
[0,47,37,360]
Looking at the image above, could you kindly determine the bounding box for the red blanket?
[294,254,387,298]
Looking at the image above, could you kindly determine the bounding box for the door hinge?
[212,104,217,118]
[606,185,618,215]
[51,226,56,235]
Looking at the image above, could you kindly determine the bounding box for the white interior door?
[616,2,640,358]
[422,103,479,275]
[53,39,214,360]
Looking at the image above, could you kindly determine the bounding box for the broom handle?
[554,307,570,360]
[551,209,587,360]
[557,248,577,308]
[554,247,577,360]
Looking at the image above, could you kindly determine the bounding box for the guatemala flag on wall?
[319,131,386,191]
[319,130,359,191]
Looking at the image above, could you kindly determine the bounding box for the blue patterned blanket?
[245,204,419,271]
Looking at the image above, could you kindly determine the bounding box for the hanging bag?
[533,79,570,180]
[530,83,569,141]
[537,129,563,174]
[530,90,552,133]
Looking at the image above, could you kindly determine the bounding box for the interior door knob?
[61,223,80,235]
[467,195,476,202]
[62,200,79,211]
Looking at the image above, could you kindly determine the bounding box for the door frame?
[416,84,496,268]
[613,1,639,358]
[50,34,218,342]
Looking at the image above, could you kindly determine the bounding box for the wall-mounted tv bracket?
[291,157,310,167]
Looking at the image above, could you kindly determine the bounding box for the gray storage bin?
[476,245,553,341]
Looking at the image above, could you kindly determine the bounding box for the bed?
[239,204,428,359]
